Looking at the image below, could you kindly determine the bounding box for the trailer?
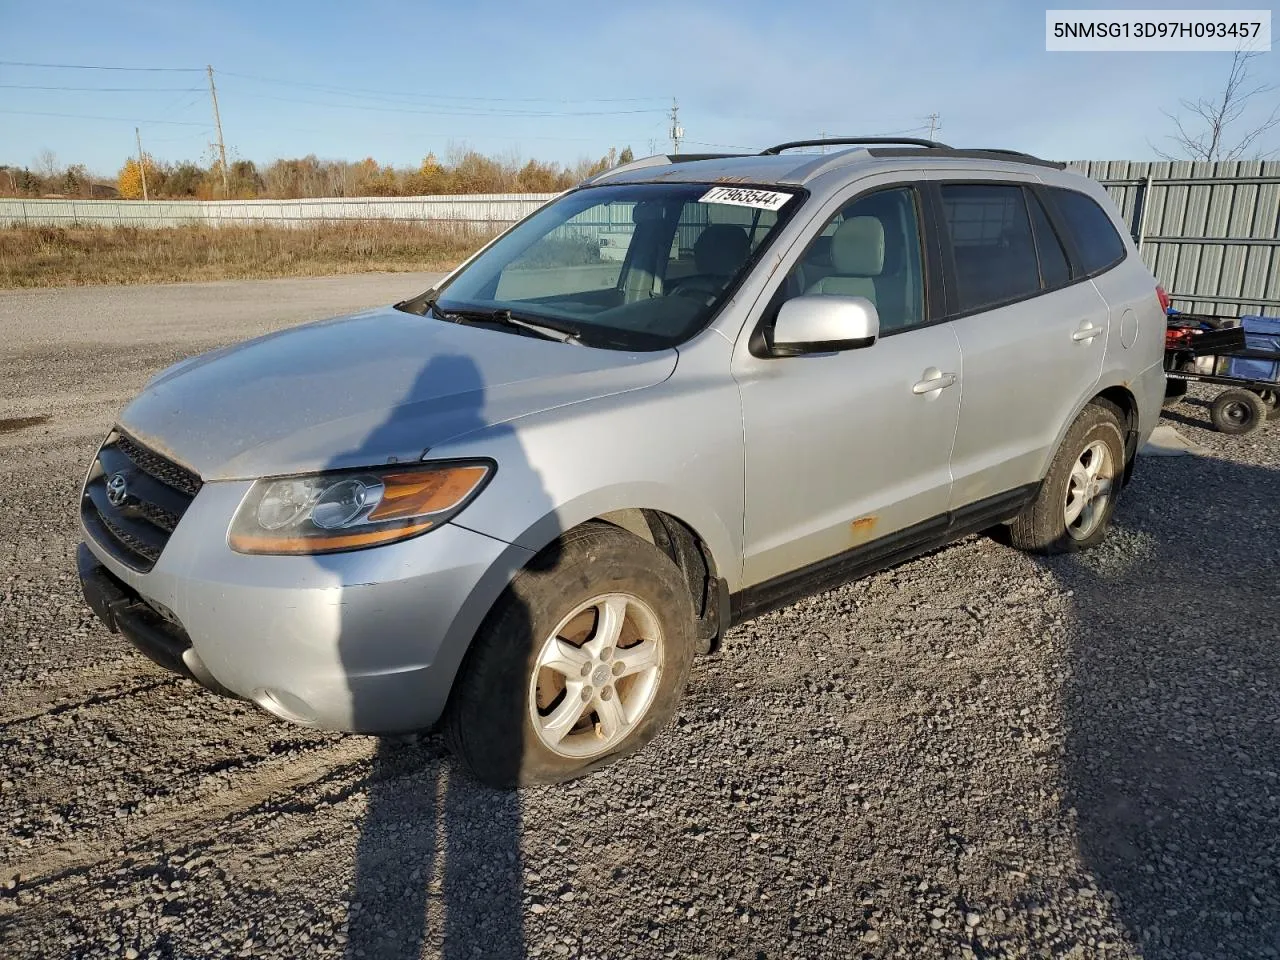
[1164,313,1280,435]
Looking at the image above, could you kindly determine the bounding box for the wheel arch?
[1041,379,1140,490]
[1091,383,1140,485]
[511,497,735,656]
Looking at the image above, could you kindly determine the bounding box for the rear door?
[931,178,1108,509]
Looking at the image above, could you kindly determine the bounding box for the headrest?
[694,224,750,276]
[830,217,884,276]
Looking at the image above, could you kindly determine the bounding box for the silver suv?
[78,138,1166,787]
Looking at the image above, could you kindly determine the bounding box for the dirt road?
[1,277,1277,959]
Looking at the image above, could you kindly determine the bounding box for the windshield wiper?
[487,309,582,344]
[431,303,582,345]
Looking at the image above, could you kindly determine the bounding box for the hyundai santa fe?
[78,138,1167,787]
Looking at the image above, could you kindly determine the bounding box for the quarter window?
[1048,187,1127,275]
[1027,192,1071,289]
[940,184,1039,313]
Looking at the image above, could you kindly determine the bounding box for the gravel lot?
[1,277,1278,960]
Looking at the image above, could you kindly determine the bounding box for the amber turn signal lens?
[229,518,437,555]
[368,465,490,522]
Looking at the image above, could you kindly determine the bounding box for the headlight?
[228,461,493,555]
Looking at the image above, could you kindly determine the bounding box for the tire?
[443,522,697,789]
[1210,388,1267,435]
[1008,402,1126,555]
[1253,389,1280,420]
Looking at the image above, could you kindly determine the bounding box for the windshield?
[423,182,802,350]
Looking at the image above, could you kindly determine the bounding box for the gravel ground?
[1,279,1278,959]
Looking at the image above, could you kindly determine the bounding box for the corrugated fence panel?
[1067,159,1280,316]
[0,193,560,229]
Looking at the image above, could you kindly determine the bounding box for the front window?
[425,182,802,350]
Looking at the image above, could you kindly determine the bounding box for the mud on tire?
[1008,402,1126,555]
[443,521,697,789]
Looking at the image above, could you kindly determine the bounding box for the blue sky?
[3,0,1278,176]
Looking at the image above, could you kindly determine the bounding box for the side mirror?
[770,295,879,356]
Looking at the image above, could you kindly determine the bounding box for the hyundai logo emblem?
[105,472,130,508]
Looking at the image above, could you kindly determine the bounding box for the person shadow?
[309,348,554,960]
[1053,451,1280,957]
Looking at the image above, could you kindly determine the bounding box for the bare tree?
[1156,49,1280,161]
[34,148,59,179]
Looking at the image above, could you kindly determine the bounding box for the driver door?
[733,182,962,588]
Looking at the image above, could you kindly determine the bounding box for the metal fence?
[5,162,1280,315]
[0,193,560,230]
[1069,160,1280,317]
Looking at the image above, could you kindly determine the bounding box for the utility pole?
[135,127,149,201]
[669,98,683,155]
[820,130,827,154]
[207,64,229,197]
[926,112,941,141]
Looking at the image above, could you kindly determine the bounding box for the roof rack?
[666,153,741,162]
[864,146,1066,170]
[761,137,951,155]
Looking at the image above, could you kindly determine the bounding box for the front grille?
[82,431,203,572]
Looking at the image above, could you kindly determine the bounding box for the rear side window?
[1027,192,1071,289]
[940,184,1039,313]
[1048,187,1126,275]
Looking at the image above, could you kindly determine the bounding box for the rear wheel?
[443,522,696,788]
[1009,403,1126,554]
[1253,388,1280,420]
[1210,388,1267,435]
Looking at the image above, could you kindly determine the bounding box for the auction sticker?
[699,186,792,210]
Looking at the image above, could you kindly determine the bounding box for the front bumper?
[78,544,238,697]
[79,478,533,733]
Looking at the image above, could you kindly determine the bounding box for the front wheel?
[1008,402,1126,554]
[443,522,696,788]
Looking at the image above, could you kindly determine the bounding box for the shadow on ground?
[314,350,554,959]
[1055,453,1280,957]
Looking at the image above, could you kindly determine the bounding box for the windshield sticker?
[699,186,792,211]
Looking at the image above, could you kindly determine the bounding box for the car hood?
[119,306,677,480]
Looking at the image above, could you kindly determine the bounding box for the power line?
[0,84,205,93]
[217,69,666,104]
[0,60,201,72]
[684,139,754,151]
[0,109,210,126]
[215,86,666,118]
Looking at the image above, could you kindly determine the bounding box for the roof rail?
[579,152,747,186]
[864,146,1066,170]
[761,137,950,155]
[668,152,742,162]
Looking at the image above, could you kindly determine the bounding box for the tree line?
[2,145,636,200]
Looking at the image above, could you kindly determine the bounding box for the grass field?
[0,222,494,287]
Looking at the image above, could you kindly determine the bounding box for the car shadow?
[309,350,554,959]
[1158,398,1213,431]
[1051,454,1280,956]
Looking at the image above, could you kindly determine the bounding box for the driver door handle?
[912,371,957,395]
[1072,321,1102,342]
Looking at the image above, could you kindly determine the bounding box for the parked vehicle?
[1164,310,1280,434]
[78,138,1167,787]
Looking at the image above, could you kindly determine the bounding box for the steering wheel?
[668,277,722,304]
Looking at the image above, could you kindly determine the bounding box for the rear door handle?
[1072,322,1102,342]
[912,370,957,394]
